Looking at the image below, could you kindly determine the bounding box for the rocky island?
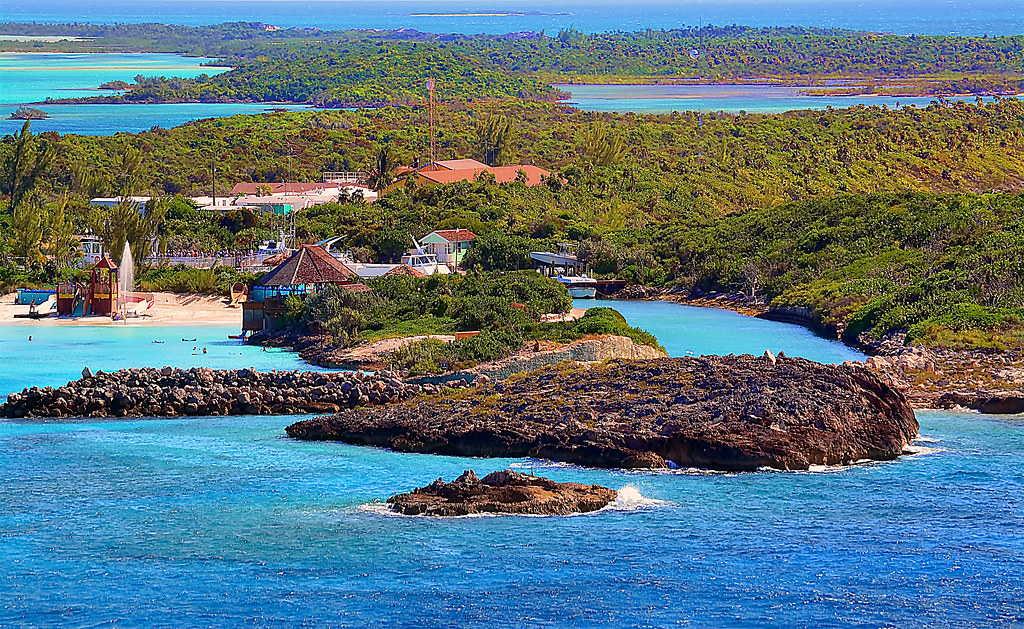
[386,469,618,516]
[288,354,919,471]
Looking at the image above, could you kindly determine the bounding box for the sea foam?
[602,485,671,511]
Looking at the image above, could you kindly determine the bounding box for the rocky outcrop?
[386,469,617,516]
[457,335,665,383]
[288,354,919,471]
[0,367,469,419]
[858,344,1024,413]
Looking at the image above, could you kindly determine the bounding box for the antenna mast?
[428,76,437,165]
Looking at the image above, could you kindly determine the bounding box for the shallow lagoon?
[0,52,313,135]
[1,303,1022,626]
[556,83,991,114]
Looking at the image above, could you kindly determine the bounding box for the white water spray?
[119,241,134,306]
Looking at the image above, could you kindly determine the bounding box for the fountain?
[118,241,134,312]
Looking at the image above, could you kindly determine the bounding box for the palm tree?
[367,146,395,193]
[1,121,55,214]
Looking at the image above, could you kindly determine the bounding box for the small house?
[420,229,478,266]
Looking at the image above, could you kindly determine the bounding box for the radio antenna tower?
[427,76,437,165]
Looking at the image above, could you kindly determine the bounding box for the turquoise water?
[0,52,314,135]
[2,304,1023,626]
[557,84,993,115]
[0,102,315,136]
[574,299,864,363]
[0,52,227,103]
[2,0,1021,36]
[0,324,319,400]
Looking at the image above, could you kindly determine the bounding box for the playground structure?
[57,257,118,317]
[53,256,155,319]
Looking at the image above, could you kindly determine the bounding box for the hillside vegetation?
[3,23,1023,106]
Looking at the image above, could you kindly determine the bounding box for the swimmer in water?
[202,348,207,354]
[28,335,33,341]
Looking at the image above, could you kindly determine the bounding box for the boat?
[402,234,451,275]
[319,234,452,276]
[229,282,248,307]
[400,252,451,276]
[530,242,583,273]
[557,273,598,299]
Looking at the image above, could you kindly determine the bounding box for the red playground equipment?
[57,257,120,318]
[89,257,119,317]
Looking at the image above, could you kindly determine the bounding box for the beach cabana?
[253,244,356,301]
[243,245,358,334]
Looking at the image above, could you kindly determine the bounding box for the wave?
[601,485,672,511]
[903,444,946,456]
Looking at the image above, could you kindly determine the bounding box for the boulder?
[386,469,617,516]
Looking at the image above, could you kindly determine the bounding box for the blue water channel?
[1,303,1022,627]
[0,52,314,135]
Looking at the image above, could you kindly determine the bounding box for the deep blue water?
[2,0,1022,36]
[2,305,1023,627]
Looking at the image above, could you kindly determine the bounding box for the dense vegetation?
[4,96,1024,347]
[2,23,1023,106]
[655,192,1024,349]
[29,98,1024,210]
[294,273,658,374]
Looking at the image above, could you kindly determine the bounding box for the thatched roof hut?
[259,245,356,287]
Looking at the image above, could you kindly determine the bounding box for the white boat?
[530,242,583,274]
[400,252,451,275]
[557,273,597,299]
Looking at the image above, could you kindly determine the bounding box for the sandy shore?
[0,292,242,327]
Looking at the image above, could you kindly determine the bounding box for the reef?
[287,354,919,471]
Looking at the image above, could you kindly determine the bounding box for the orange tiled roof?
[383,264,428,278]
[417,165,550,187]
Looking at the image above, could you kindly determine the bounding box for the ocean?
[1,304,1022,626]
[2,0,1022,37]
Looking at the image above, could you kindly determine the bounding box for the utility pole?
[211,162,217,208]
[428,76,436,165]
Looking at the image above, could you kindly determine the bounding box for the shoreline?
[647,290,1024,413]
[0,291,242,327]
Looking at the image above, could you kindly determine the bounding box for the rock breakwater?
[288,354,919,471]
[386,469,617,516]
[0,366,466,419]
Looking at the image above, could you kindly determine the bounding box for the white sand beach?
[0,291,242,327]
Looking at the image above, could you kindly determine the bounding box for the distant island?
[7,106,48,120]
[98,80,130,90]
[409,11,548,17]
[3,22,1021,108]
